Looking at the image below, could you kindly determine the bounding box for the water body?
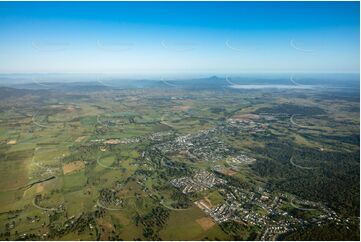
[230,84,315,89]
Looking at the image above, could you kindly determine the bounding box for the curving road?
[290,197,317,211]
[32,197,62,211]
[289,155,317,170]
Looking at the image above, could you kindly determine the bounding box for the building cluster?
[226,118,268,133]
[93,131,174,146]
[226,154,256,169]
[201,202,239,223]
[156,129,233,162]
[211,153,256,176]
[192,182,340,240]
[81,113,342,240]
[170,171,227,194]
[154,117,267,163]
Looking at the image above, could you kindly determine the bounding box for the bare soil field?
[196,217,215,231]
[62,160,85,175]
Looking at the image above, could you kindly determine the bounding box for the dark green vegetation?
[0,80,359,240]
[279,220,360,241]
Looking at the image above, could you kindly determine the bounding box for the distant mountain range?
[0,74,359,92]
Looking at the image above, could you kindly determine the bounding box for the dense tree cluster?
[255,104,326,116]
[134,206,169,240]
[219,221,253,240]
[251,140,360,216]
[279,221,360,241]
[48,212,102,239]
[63,144,99,164]
[170,189,192,209]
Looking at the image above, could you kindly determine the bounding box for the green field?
[0,85,359,241]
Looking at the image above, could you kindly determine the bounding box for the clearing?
[63,160,85,175]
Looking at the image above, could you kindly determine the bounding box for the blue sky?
[0,1,359,75]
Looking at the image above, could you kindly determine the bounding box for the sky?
[0,1,359,76]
